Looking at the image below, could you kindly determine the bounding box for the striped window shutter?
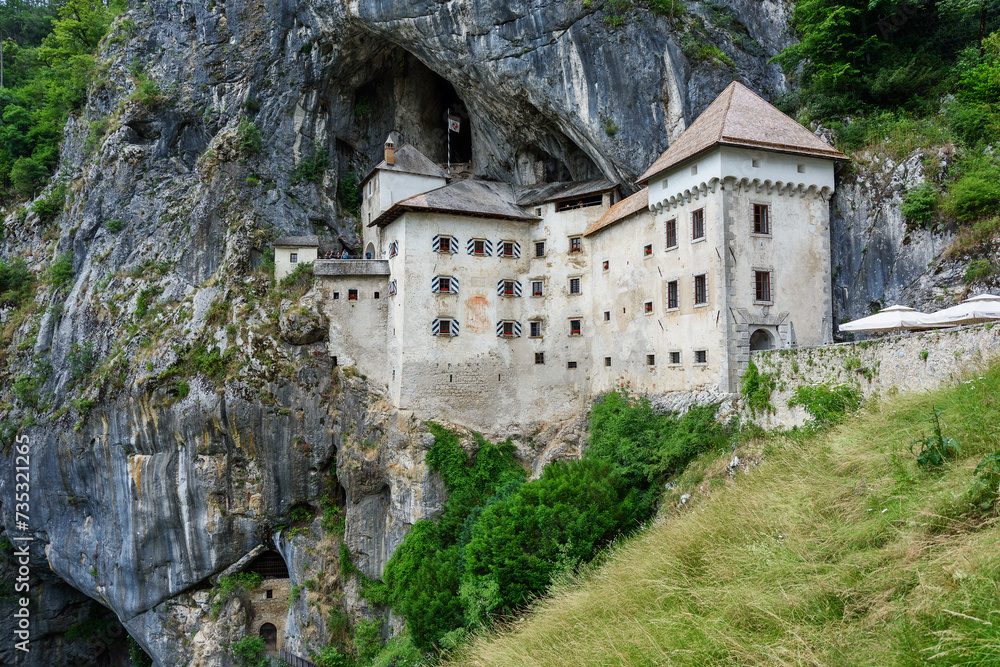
[450,319,459,336]
[513,321,522,337]
[467,238,476,254]
[450,276,459,294]
[496,280,505,296]
[513,280,522,297]
[484,239,493,256]
[388,280,397,296]
[513,241,521,258]
[497,239,505,256]
[432,319,441,336]
[450,237,459,253]
[432,276,441,293]
[432,235,440,252]
[496,320,505,336]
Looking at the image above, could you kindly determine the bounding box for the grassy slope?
[446,363,1000,666]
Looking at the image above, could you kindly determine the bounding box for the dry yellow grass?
[443,364,1000,667]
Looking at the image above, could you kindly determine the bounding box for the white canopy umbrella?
[839,304,946,332]
[919,294,1000,327]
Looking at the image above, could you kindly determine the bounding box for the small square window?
[439,320,452,335]
[532,280,544,297]
[644,244,653,258]
[501,241,515,257]
[290,252,298,263]
[266,589,273,599]
[752,158,760,168]
[647,354,655,366]
[692,209,705,241]
[569,319,582,336]
[503,280,516,296]
[473,239,487,256]
[603,259,609,272]
[502,321,515,337]
[435,236,454,253]
[373,291,380,299]
[603,310,611,322]
[753,204,770,235]
[348,289,358,301]
[644,301,653,315]
[670,351,681,365]
[535,352,545,364]
[695,350,708,364]
[797,164,806,173]
[333,291,340,300]
[439,277,452,293]
[666,218,678,249]
[535,241,546,257]
[529,321,542,338]
[604,357,611,367]
[569,237,582,253]
[694,274,707,306]
[666,280,679,310]
[567,361,578,369]
[690,164,698,175]
[534,207,543,217]
[569,277,581,295]
[332,356,338,367]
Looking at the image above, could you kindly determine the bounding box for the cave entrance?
[246,550,290,580]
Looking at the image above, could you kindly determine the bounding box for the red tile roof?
[638,82,847,183]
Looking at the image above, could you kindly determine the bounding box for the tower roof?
[360,144,449,186]
[638,82,847,183]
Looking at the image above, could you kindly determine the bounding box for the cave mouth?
[348,51,473,169]
[246,550,290,580]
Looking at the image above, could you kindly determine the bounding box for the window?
[498,279,522,297]
[670,351,681,365]
[290,252,298,263]
[374,291,380,299]
[603,310,611,321]
[666,218,677,249]
[556,194,603,211]
[752,158,760,168]
[694,274,707,306]
[266,589,273,599]
[603,259,609,272]
[433,235,457,253]
[755,270,772,303]
[604,357,611,367]
[569,236,582,253]
[468,238,492,256]
[433,276,459,294]
[348,289,358,301]
[389,240,398,258]
[333,291,340,300]
[797,163,806,173]
[753,204,770,235]
[567,361,578,369]
[498,240,521,258]
[569,277,581,295]
[433,318,459,337]
[534,207,542,217]
[569,319,582,336]
[694,350,707,364]
[644,300,653,315]
[691,209,705,240]
[387,280,397,296]
[535,352,545,364]
[690,164,698,175]
[531,280,543,297]
[497,320,521,338]
[647,354,655,366]
[666,280,679,310]
[535,241,546,257]
[643,244,653,258]
[529,321,542,338]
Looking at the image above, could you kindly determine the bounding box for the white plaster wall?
[275,246,318,281]
[361,171,447,230]
[316,275,390,388]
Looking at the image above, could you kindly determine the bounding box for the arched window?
[259,623,277,650]
[750,329,773,351]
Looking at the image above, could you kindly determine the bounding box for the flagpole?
[446,108,451,176]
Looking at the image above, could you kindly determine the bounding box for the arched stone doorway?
[365,242,375,259]
[259,623,277,652]
[750,328,774,351]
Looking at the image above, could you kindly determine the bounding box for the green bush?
[964,258,996,284]
[48,252,74,291]
[910,410,960,469]
[229,635,268,667]
[32,183,67,224]
[67,341,97,381]
[105,218,126,233]
[740,361,776,417]
[338,172,361,217]
[649,0,686,19]
[942,154,1000,222]
[128,636,153,667]
[131,74,165,108]
[0,258,34,307]
[787,383,862,427]
[134,285,163,319]
[292,144,330,184]
[212,572,262,618]
[354,618,383,664]
[11,157,48,199]
[236,119,262,154]
[900,182,939,227]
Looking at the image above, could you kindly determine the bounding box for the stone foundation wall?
[747,324,1000,427]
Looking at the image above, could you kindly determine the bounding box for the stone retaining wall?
[747,324,1000,427]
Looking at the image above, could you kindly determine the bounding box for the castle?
[282,82,847,431]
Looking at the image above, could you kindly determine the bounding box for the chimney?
[385,136,395,166]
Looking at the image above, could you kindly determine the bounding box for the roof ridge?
[715,81,738,144]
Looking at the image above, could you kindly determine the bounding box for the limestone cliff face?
[3,1,965,665]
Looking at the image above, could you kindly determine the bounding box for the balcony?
[312,259,390,277]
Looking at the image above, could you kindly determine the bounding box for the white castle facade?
[287,82,847,431]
